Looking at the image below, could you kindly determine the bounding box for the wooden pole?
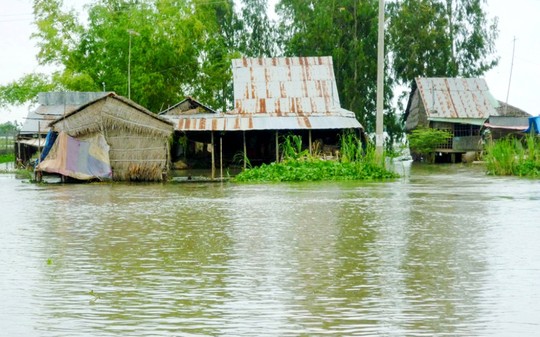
[243,131,247,170]
[37,121,41,164]
[211,131,215,179]
[220,133,223,180]
[275,131,279,162]
[308,130,312,155]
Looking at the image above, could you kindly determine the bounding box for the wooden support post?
[37,121,41,164]
[243,131,247,170]
[309,130,312,155]
[211,131,215,179]
[220,133,223,180]
[275,131,279,162]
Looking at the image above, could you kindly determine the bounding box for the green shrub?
[485,135,540,177]
[408,128,452,162]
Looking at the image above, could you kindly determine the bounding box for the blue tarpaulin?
[524,116,540,134]
[39,130,57,162]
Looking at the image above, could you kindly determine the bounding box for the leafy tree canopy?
[0,0,498,152]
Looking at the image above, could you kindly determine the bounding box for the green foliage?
[0,74,57,108]
[234,133,397,182]
[0,121,20,136]
[388,0,498,84]
[408,128,452,157]
[276,0,398,140]
[281,134,309,160]
[485,135,540,177]
[0,153,15,164]
[1,0,498,140]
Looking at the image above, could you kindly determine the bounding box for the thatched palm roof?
[50,92,173,137]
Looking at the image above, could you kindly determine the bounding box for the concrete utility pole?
[376,0,385,156]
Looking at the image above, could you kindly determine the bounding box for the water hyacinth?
[234,133,398,182]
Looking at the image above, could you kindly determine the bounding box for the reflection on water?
[1,163,539,336]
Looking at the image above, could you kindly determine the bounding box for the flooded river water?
[1,163,539,336]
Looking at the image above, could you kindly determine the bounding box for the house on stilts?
[405,77,500,163]
[160,56,364,178]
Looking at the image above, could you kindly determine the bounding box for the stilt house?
[161,56,364,176]
[404,77,499,162]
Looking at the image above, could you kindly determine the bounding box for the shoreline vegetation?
[234,133,399,182]
[484,135,540,178]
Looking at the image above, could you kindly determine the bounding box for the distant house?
[17,91,109,163]
[404,77,499,162]
[161,56,364,176]
[37,92,173,181]
[483,101,531,139]
[160,96,217,116]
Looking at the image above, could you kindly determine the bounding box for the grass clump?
[485,135,540,177]
[234,133,398,182]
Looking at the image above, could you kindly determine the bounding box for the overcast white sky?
[1,0,539,124]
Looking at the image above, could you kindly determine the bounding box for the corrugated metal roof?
[162,112,361,132]
[19,106,79,135]
[165,57,362,132]
[17,138,45,148]
[416,78,498,119]
[428,117,486,126]
[487,116,530,128]
[20,92,110,135]
[232,57,348,117]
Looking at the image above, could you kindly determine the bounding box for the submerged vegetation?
[485,135,540,177]
[234,134,398,182]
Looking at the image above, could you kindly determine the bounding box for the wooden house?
[161,56,364,177]
[483,101,531,139]
[38,92,173,181]
[404,77,499,162]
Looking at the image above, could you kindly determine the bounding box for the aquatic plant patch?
[234,133,398,182]
[485,135,540,177]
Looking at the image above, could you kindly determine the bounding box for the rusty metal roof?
[232,56,352,117]
[165,57,362,132]
[163,109,361,132]
[20,92,110,135]
[416,77,499,119]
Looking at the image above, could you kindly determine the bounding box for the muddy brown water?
[1,162,539,336]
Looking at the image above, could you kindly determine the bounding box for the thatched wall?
[51,95,173,181]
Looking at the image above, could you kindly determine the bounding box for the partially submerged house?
[404,77,499,162]
[37,92,173,181]
[483,101,531,139]
[161,56,364,176]
[17,91,109,164]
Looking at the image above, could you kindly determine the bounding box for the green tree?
[238,0,277,57]
[0,74,57,108]
[18,0,239,112]
[276,0,401,146]
[387,0,498,84]
[0,121,21,136]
